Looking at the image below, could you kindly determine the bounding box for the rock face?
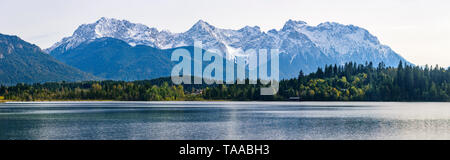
[0,33,97,85]
[48,17,410,79]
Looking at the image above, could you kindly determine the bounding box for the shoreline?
[2,100,449,104]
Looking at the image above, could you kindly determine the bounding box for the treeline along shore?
[1,61,449,102]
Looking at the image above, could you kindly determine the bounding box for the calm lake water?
[1,101,450,140]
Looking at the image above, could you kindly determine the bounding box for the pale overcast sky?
[0,0,449,67]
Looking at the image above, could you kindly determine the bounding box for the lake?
[1,101,450,140]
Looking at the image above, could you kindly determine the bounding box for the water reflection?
[1,102,450,140]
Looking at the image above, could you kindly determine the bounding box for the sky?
[0,0,449,67]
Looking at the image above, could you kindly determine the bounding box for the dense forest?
[1,61,449,102]
[278,61,450,101]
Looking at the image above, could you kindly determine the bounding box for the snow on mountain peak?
[282,19,307,31]
[239,26,261,34]
[286,19,307,25]
[188,20,215,33]
[193,20,212,27]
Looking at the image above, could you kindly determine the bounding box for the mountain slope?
[52,38,175,81]
[51,37,242,81]
[0,33,97,85]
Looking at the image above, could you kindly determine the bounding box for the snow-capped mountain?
[47,17,161,52]
[48,17,409,77]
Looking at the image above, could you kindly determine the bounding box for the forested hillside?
[1,61,449,102]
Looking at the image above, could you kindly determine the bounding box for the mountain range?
[0,17,410,84]
[47,17,408,79]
